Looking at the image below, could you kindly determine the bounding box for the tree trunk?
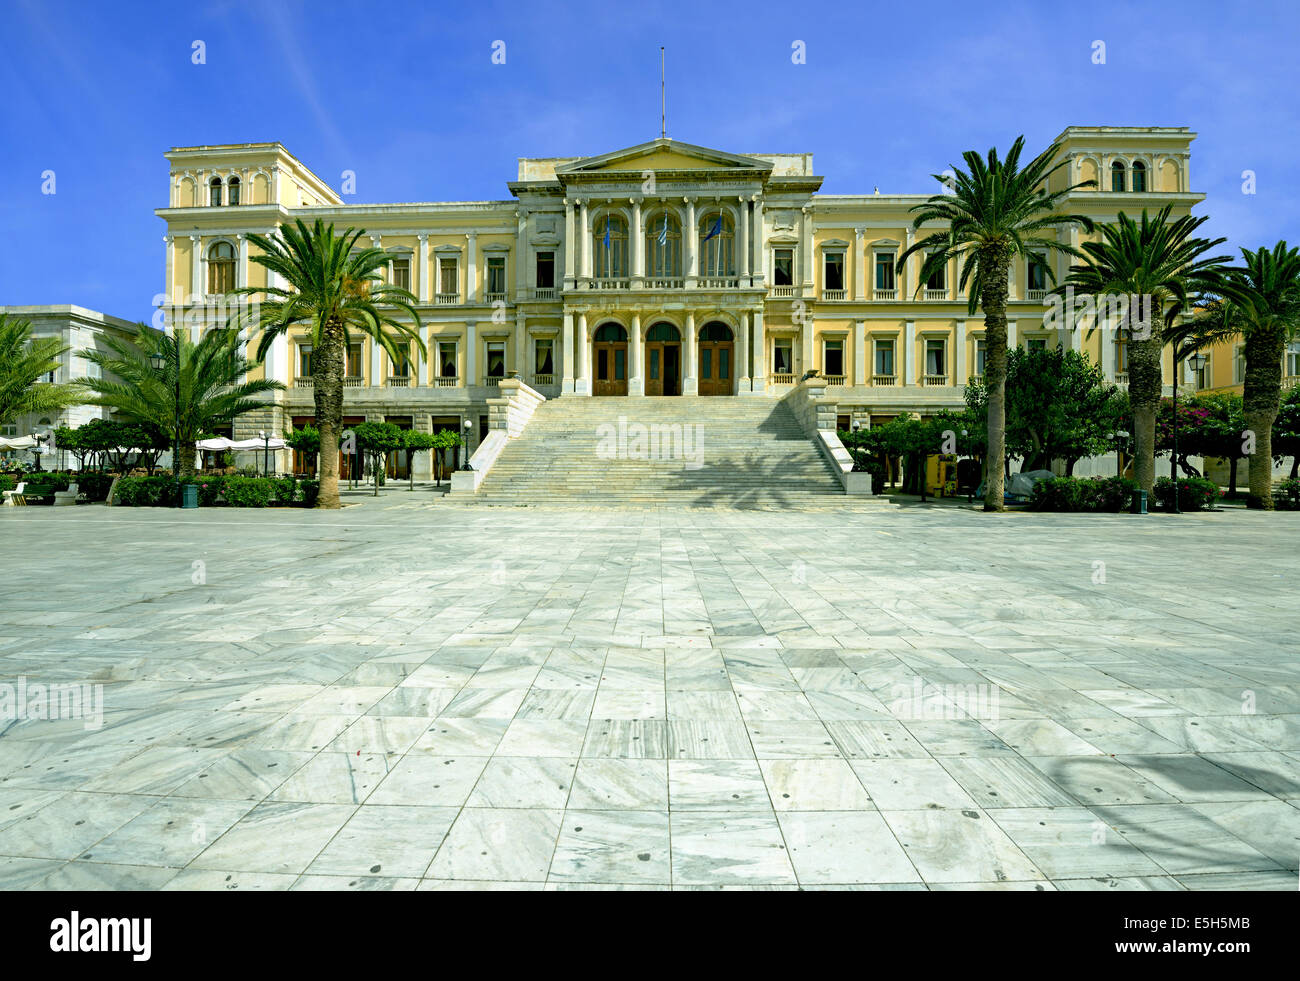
[1228,456,1239,499]
[313,323,346,509]
[980,248,1012,511]
[1127,319,1163,495]
[1243,326,1284,509]
[177,439,197,478]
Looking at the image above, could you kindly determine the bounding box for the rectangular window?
[346,343,363,378]
[439,257,458,295]
[486,256,506,295]
[1234,344,1245,383]
[975,339,987,376]
[534,337,554,374]
[390,258,410,292]
[391,345,410,377]
[1027,337,1047,354]
[536,252,555,289]
[926,338,946,377]
[1287,342,1300,376]
[774,249,794,286]
[823,339,844,376]
[299,345,313,376]
[438,342,457,378]
[1196,355,1212,389]
[874,339,895,376]
[823,253,845,291]
[875,253,896,291]
[486,341,506,379]
[1027,256,1049,291]
[1116,334,1129,373]
[773,338,793,375]
[925,255,946,291]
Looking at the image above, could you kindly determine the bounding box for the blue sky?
[1,0,1296,321]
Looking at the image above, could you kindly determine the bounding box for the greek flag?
[657,216,668,246]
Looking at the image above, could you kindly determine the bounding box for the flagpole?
[660,46,666,139]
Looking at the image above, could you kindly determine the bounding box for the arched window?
[699,322,733,342]
[698,211,735,277]
[1110,161,1126,192]
[1130,161,1146,193]
[594,322,628,343]
[227,176,241,205]
[645,211,681,278]
[593,214,628,279]
[208,241,236,294]
[646,322,680,343]
[209,177,223,207]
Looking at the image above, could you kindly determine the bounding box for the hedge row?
[1029,476,1139,512]
[0,472,115,501]
[1275,478,1300,510]
[112,475,319,508]
[1152,476,1221,512]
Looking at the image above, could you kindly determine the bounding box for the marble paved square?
[2,500,1299,891]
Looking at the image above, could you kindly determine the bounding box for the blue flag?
[702,215,722,242]
[603,220,611,249]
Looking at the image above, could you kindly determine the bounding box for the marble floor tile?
[760,759,874,811]
[306,804,459,878]
[269,752,398,804]
[568,759,668,810]
[670,812,797,884]
[938,758,1078,808]
[850,759,977,810]
[1102,803,1282,875]
[984,807,1166,878]
[368,752,488,806]
[882,808,1045,884]
[777,811,920,884]
[188,801,358,875]
[548,809,670,884]
[467,756,577,809]
[427,806,564,882]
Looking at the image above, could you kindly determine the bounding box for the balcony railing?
[822,288,847,301]
[699,276,739,289]
[294,377,312,388]
[874,288,898,300]
[533,287,556,300]
[531,374,555,386]
[923,375,948,387]
[294,376,364,388]
[770,372,796,385]
[872,375,896,387]
[344,376,364,387]
[588,278,630,290]
[1027,288,1048,301]
[923,289,949,301]
[387,375,412,387]
[1114,371,1129,385]
[645,277,685,289]
[484,291,507,304]
[824,375,846,387]
[770,285,796,298]
[435,292,460,305]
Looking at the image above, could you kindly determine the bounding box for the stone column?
[956,320,968,385]
[515,309,527,377]
[738,198,750,280]
[1006,318,1017,349]
[751,309,766,393]
[515,210,528,301]
[629,313,643,395]
[684,312,698,395]
[190,235,202,299]
[685,197,697,284]
[854,228,866,300]
[236,233,249,288]
[854,319,867,386]
[801,315,814,377]
[466,232,478,304]
[417,234,430,302]
[564,199,576,289]
[575,312,590,395]
[418,324,429,386]
[578,200,590,280]
[752,197,765,285]
[737,311,751,393]
[800,206,813,287]
[562,311,576,393]
[465,320,477,388]
[631,199,644,284]
[903,320,916,386]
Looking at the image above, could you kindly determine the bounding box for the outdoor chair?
[2,482,26,506]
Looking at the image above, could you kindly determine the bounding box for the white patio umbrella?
[227,437,289,451]
[196,437,236,451]
[0,436,38,451]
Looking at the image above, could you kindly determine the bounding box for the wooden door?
[698,340,734,396]
[593,341,628,396]
[645,342,682,396]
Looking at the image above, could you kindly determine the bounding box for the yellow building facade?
[155,127,1209,477]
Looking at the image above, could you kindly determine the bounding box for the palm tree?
[897,137,1095,510]
[76,326,283,477]
[1061,207,1232,496]
[0,313,81,428]
[1180,243,1300,507]
[232,218,423,509]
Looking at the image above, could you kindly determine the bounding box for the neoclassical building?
[156,127,1203,478]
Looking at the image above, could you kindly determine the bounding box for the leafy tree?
[233,218,424,509]
[284,424,321,475]
[70,418,169,475]
[1060,206,1233,495]
[1273,383,1300,479]
[401,430,438,490]
[0,314,81,427]
[352,421,404,496]
[897,136,1095,510]
[965,347,1126,474]
[430,429,462,487]
[76,326,283,478]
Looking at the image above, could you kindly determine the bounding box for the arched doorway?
[645,322,682,396]
[593,322,629,396]
[698,321,734,396]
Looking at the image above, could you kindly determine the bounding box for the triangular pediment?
[556,138,771,176]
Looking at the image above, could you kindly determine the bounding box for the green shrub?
[221,476,274,508]
[76,473,115,501]
[1030,476,1138,512]
[113,476,175,507]
[1153,476,1220,512]
[299,479,320,508]
[1273,477,1300,510]
[185,475,225,506]
[271,475,298,505]
[0,474,16,493]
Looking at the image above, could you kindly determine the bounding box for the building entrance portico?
[645,321,682,396]
[592,322,628,396]
[698,321,735,396]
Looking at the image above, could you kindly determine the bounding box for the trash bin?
[181,484,199,509]
[1130,488,1147,514]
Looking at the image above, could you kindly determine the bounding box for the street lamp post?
[1115,430,1129,478]
[148,339,182,508]
[461,419,473,471]
[259,430,270,476]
